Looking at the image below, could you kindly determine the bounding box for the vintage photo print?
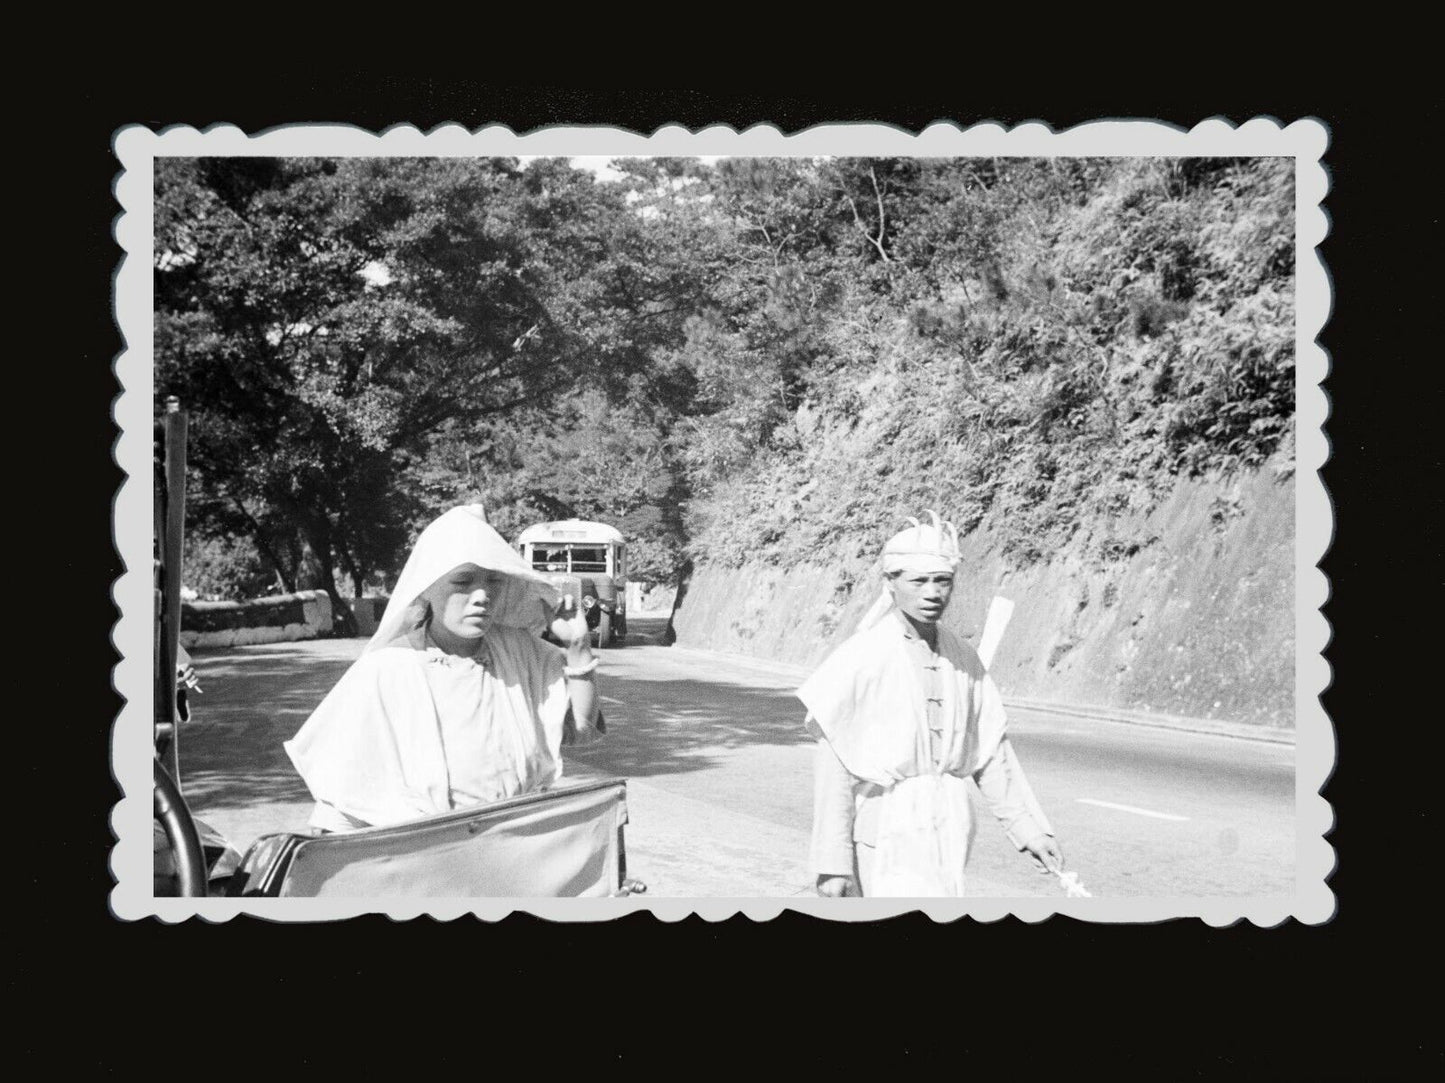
[114,119,1331,922]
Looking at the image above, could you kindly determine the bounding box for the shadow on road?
[178,646,356,812]
[620,615,673,645]
[569,675,811,780]
[181,637,812,812]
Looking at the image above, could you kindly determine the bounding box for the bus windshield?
[567,547,608,572]
[530,544,609,574]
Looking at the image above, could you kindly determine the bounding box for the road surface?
[175,625,1295,899]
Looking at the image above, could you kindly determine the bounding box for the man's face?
[888,568,956,625]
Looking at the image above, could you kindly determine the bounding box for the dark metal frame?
[152,399,642,900]
[227,778,632,897]
[154,398,207,896]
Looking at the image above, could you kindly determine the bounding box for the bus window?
[568,546,608,573]
[532,546,568,572]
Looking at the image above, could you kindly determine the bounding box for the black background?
[42,79,1436,1076]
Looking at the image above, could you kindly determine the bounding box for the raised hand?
[549,594,591,649]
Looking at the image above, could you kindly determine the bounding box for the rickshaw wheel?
[154,759,208,897]
[596,611,613,648]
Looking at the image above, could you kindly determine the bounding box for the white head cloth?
[856,509,963,632]
[367,505,562,650]
[285,506,569,827]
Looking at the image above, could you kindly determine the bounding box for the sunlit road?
[178,625,1294,899]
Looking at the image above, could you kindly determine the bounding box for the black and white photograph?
[116,121,1330,921]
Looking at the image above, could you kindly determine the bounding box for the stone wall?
[671,457,1295,729]
[180,590,333,650]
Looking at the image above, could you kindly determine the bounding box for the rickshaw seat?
[230,778,629,898]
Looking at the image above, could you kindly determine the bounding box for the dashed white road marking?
[601,695,626,706]
[1076,798,1190,822]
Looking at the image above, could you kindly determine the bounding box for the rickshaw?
[151,400,641,898]
[516,520,627,648]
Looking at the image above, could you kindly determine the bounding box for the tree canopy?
[156,155,1295,606]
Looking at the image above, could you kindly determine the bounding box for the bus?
[517,519,627,647]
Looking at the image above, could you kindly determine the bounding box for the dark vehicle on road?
[150,400,641,898]
[517,520,628,648]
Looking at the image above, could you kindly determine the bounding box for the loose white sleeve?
[973,737,1053,851]
[810,734,860,879]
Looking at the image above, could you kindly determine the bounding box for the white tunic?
[285,505,578,832]
[799,609,1053,896]
[285,625,571,831]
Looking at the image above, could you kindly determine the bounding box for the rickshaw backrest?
[232,779,628,897]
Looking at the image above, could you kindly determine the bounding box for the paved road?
[176,625,1294,899]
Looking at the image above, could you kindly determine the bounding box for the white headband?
[879,509,961,573]
[856,510,962,631]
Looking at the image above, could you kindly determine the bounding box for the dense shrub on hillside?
[677,157,1295,571]
[161,155,1294,597]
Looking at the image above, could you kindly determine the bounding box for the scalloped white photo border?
[111,118,1332,924]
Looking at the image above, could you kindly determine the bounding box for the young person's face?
[423,563,508,641]
[888,568,955,625]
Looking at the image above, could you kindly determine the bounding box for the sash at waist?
[853,773,969,846]
[867,773,975,897]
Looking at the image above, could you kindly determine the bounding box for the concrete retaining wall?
[351,596,389,636]
[180,590,334,650]
[672,456,1296,729]
[627,582,678,615]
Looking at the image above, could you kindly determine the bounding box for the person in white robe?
[799,510,1065,897]
[284,505,604,833]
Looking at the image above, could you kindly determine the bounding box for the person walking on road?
[285,504,604,833]
[798,510,1064,897]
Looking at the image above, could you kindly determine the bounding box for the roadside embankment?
[181,591,333,650]
[181,593,395,649]
[672,457,1295,730]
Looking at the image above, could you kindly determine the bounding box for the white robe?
[283,505,573,831]
[284,626,572,829]
[798,610,1052,896]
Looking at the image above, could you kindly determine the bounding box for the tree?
[155,157,605,626]
[157,153,1295,608]
[403,159,719,583]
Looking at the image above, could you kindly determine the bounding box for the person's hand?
[176,661,200,693]
[1023,835,1065,875]
[816,875,858,898]
[549,594,591,648]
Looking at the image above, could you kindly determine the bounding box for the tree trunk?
[317,557,357,637]
[334,535,367,603]
[324,579,357,638]
[254,537,297,593]
[301,518,357,637]
[664,559,693,647]
[232,498,297,592]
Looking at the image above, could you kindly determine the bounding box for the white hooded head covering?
[367,505,562,650]
[284,506,571,828]
[857,509,963,631]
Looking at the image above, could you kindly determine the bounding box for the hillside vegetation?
[677,157,1294,578]
[158,155,1296,695]
[663,157,1296,725]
